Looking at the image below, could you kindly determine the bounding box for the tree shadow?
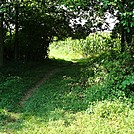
[0,57,133,132]
[0,58,86,132]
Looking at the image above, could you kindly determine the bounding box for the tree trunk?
[14,2,19,62]
[0,13,4,67]
[121,25,125,53]
[120,0,125,53]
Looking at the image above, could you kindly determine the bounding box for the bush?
[80,52,134,102]
[50,32,121,59]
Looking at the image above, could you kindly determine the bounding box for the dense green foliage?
[0,35,134,133]
[0,52,134,133]
[1,0,78,63]
[57,0,134,53]
[1,0,133,65]
[1,0,73,62]
[0,0,134,133]
[101,0,134,52]
[50,32,120,60]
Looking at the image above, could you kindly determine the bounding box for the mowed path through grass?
[19,68,60,106]
[0,61,88,133]
[0,59,134,134]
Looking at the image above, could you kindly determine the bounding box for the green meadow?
[0,33,134,134]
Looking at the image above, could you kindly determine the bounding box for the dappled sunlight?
[1,99,133,134]
[1,34,134,133]
[1,61,133,133]
[0,108,24,132]
[49,32,121,62]
[1,0,133,132]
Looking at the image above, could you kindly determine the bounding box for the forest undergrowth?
[0,33,134,134]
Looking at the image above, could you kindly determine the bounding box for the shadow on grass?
[0,58,87,131]
[0,57,133,133]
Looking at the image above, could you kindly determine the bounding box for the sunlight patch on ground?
[1,101,133,134]
[49,49,83,61]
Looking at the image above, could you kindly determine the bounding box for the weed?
[0,34,133,133]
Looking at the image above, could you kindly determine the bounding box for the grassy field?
[0,35,134,133]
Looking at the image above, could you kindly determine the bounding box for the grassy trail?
[19,68,60,106]
[0,59,134,134]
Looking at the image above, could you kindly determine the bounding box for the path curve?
[19,68,59,106]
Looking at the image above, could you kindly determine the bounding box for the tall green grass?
[0,61,133,134]
[0,32,133,134]
[49,32,120,60]
[1,58,133,134]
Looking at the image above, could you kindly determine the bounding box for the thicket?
[59,0,134,53]
[0,46,134,133]
[0,0,74,63]
[50,31,134,100]
[81,52,134,99]
[50,32,121,58]
[1,0,133,65]
[0,0,134,133]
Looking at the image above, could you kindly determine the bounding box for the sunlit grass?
[49,32,120,61]
[49,45,83,61]
[1,64,134,134]
[1,101,133,134]
[0,33,133,134]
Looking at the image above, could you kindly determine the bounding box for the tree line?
[0,0,134,66]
